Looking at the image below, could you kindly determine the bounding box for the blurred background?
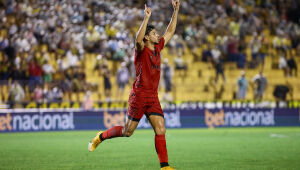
[0,0,300,109]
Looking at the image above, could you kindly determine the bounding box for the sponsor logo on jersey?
[151,64,160,70]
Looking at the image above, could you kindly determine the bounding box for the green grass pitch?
[0,127,300,170]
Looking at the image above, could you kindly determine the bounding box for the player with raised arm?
[88,1,180,169]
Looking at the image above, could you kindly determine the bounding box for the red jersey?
[132,37,165,97]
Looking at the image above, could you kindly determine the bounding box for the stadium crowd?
[0,0,299,104]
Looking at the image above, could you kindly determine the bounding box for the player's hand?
[144,4,151,18]
[172,0,180,11]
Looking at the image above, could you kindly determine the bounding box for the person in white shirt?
[42,60,55,83]
[278,48,289,76]
[9,81,25,103]
[116,62,130,101]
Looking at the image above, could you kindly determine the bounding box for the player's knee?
[154,127,166,135]
[124,130,134,137]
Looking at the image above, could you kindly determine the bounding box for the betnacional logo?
[205,109,225,128]
[0,113,12,131]
[0,112,74,132]
[205,109,275,128]
[104,111,125,129]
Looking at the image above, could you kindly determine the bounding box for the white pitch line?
[269,133,288,138]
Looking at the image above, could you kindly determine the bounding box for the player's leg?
[148,114,174,170]
[99,92,143,140]
[146,95,174,169]
[88,95,144,152]
[88,118,139,152]
[103,117,139,139]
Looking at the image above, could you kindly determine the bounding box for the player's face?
[148,29,160,44]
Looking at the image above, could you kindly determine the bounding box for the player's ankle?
[160,162,169,168]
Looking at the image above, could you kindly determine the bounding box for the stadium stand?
[0,0,299,104]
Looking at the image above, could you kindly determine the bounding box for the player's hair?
[143,25,155,42]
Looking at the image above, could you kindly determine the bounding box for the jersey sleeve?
[156,37,165,51]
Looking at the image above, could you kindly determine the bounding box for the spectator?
[212,46,226,83]
[72,67,83,101]
[175,34,185,56]
[33,84,43,103]
[237,71,248,99]
[278,49,289,76]
[102,60,112,101]
[59,69,73,101]
[28,57,43,92]
[237,45,246,69]
[56,54,67,71]
[287,55,297,77]
[48,87,63,102]
[162,58,173,102]
[10,65,23,85]
[78,67,88,91]
[18,57,29,88]
[8,81,25,103]
[82,91,94,110]
[66,50,79,68]
[258,33,267,67]
[42,60,55,83]
[0,35,9,50]
[174,54,187,81]
[42,84,51,103]
[273,82,292,101]
[0,54,10,88]
[215,32,228,55]
[202,44,213,62]
[85,26,101,52]
[249,33,261,66]
[15,33,31,53]
[252,71,268,101]
[229,18,240,37]
[227,36,238,61]
[116,62,129,101]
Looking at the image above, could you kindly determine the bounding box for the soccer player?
[88,1,180,169]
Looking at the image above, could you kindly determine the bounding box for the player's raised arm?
[163,0,180,46]
[135,4,151,51]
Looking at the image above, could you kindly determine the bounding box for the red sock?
[155,134,169,168]
[100,126,123,141]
